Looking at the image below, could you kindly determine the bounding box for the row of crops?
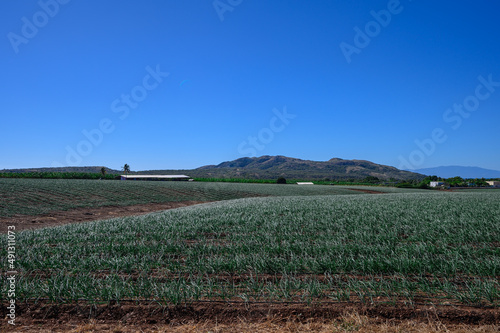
[0,178,427,217]
[1,191,499,306]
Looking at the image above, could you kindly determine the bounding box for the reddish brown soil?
[347,188,385,194]
[1,301,498,332]
[0,201,208,234]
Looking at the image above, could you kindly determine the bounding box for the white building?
[120,175,191,181]
[487,181,500,188]
[429,181,445,187]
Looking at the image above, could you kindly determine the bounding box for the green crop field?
[1,186,499,307]
[0,178,426,217]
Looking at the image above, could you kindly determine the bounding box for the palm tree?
[100,167,106,178]
[122,164,130,176]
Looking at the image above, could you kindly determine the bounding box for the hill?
[141,156,424,181]
[412,166,500,179]
[1,156,425,181]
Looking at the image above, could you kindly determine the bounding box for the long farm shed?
[120,175,191,181]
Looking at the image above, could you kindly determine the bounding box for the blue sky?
[1,0,499,171]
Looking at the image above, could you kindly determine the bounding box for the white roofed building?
[120,175,191,181]
[487,181,500,187]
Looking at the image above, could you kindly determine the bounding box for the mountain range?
[6,157,498,180]
[411,166,500,179]
[1,156,424,181]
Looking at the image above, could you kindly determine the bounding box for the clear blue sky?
[1,0,499,171]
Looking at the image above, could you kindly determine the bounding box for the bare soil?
[1,301,498,332]
[0,201,209,234]
[347,188,385,194]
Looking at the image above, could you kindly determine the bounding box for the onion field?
[0,178,425,217]
[1,190,499,307]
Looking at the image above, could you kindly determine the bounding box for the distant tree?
[417,180,429,189]
[476,178,488,187]
[421,175,440,185]
[363,176,380,184]
[122,164,130,176]
[447,176,464,187]
[277,177,287,184]
[100,167,106,177]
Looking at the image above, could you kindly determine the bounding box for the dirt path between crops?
[0,201,209,234]
[347,188,385,194]
[1,302,498,332]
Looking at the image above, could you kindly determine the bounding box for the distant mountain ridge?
[143,155,424,180]
[412,166,500,179]
[1,156,425,181]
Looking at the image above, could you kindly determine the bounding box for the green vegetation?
[1,187,498,307]
[403,175,493,189]
[122,164,130,176]
[1,169,495,191]
[276,177,287,184]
